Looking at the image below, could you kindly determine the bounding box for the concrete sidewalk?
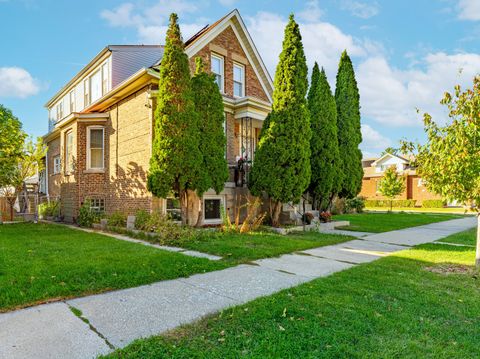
[0,216,476,359]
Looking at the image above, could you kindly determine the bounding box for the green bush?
[331,197,346,215]
[107,211,127,227]
[364,199,416,208]
[422,199,446,208]
[134,209,151,231]
[77,200,102,228]
[38,201,60,218]
[345,197,365,213]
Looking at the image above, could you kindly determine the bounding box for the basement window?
[166,197,181,221]
[203,196,224,223]
[90,198,105,213]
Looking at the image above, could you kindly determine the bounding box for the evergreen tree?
[147,13,201,225]
[249,14,311,227]
[307,63,340,210]
[191,57,229,224]
[335,50,363,198]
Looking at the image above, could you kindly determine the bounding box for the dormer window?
[56,102,64,121]
[84,78,90,106]
[211,53,224,92]
[69,90,76,113]
[233,63,245,97]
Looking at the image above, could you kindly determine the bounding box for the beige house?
[42,10,273,223]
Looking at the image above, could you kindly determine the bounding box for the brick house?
[42,10,273,223]
[359,153,442,205]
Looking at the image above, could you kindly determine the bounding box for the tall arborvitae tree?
[335,50,363,198]
[307,63,340,210]
[249,14,311,227]
[191,57,229,225]
[147,13,201,225]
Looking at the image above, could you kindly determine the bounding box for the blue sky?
[1,0,479,157]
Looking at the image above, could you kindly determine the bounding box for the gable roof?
[371,153,410,166]
[184,9,273,102]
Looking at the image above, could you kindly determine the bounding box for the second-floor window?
[211,54,224,92]
[69,90,75,113]
[87,127,105,170]
[233,63,245,97]
[84,78,90,106]
[90,70,102,104]
[56,101,64,121]
[65,131,74,173]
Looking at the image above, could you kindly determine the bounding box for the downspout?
[45,150,49,197]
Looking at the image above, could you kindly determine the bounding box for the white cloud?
[101,0,203,43]
[340,0,379,19]
[457,0,480,20]
[0,67,40,98]
[298,0,323,23]
[357,52,480,127]
[361,123,392,149]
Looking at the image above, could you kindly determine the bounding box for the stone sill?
[83,168,105,174]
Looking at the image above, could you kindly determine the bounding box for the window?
[233,63,245,97]
[53,155,61,174]
[211,54,224,92]
[90,70,102,103]
[87,127,104,170]
[102,62,109,95]
[84,78,90,106]
[417,178,423,187]
[65,131,74,173]
[166,197,181,221]
[204,196,223,223]
[69,90,76,113]
[89,198,105,213]
[56,101,64,121]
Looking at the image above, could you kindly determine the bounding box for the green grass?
[0,223,227,312]
[176,231,354,264]
[334,212,463,233]
[104,240,480,358]
[366,207,469,214]
[437,228,477,246]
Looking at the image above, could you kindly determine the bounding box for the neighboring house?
[359,153,442,205]
[42,10,273,223]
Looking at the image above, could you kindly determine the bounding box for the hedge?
[421,199,446,208]
[364,199,417,208]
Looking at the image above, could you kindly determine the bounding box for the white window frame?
[233,63,245,98]
[69,90,76,113]
[57,101,64,121]
[90,198,105,213]
[211,53,224,93]
[84,78,90,106]
[86,126,105,170]
[101,61,109,96]
[203,195,225,224]
[65,130,74,174]
[53,155,61,174]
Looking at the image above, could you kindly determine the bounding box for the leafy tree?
[249,14,311,227]
[191,57,228,225]
[147,13,202,225]
[402,76,480,267]
[378,166,405,212]
[307,63,340,211]
[0,105,26,190]
[381,147,399,156]
[335,50,363,199]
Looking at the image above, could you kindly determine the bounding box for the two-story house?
[359,152,442,205]
[43,9,273,223]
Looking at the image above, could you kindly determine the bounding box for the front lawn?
[105,238,480,358]
[437,228,477,246]
[334,212,463,233]
[0,223,227,312]
[175,230,354,264]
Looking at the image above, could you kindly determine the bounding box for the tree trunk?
[476,214,480,268]
[180,189,188,225]
[196,198,203,227]
[270,200,282,227]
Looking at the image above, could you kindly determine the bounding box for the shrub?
[38,201,60,218]
[77,200,101,228]
[319,211,332,223]
[422,199,446,208]
[331,197,345,215]
[107,211,127,227]
[345,197,365,213]
[364,199,416,208]
[134,209,151,231]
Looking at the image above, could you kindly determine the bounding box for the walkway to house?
[0,216,476,359]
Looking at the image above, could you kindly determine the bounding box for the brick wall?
[189,26,269,102]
